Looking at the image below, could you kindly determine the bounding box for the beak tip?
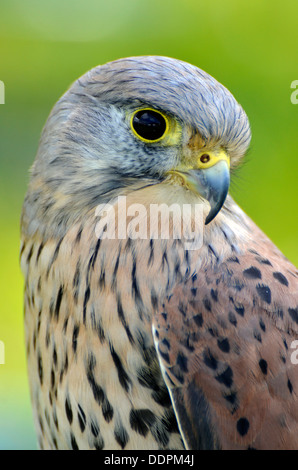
[203,160,230,225]
[204,207,220,226]
[171,159,230,225]
[204,215,212,226]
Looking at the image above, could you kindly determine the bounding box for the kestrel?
[21,56,298,450]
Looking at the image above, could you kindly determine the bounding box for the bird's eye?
[131,108,168,142]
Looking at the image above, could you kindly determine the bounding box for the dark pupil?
[133,110,166,140]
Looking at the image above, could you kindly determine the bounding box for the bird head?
[25,56,251,236]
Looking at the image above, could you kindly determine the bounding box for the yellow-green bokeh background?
[0,0,297,450]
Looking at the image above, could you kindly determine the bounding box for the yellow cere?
[196,149,230,170]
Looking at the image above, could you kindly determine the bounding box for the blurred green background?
[0,0,297,450]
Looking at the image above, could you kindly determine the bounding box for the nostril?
[200,153,210,164]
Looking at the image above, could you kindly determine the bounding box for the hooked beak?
[168,150,230,225]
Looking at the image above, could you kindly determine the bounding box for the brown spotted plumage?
[153,213,298,449]
[21,56,298,450]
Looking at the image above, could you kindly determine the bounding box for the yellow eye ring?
[130,108,170,143]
